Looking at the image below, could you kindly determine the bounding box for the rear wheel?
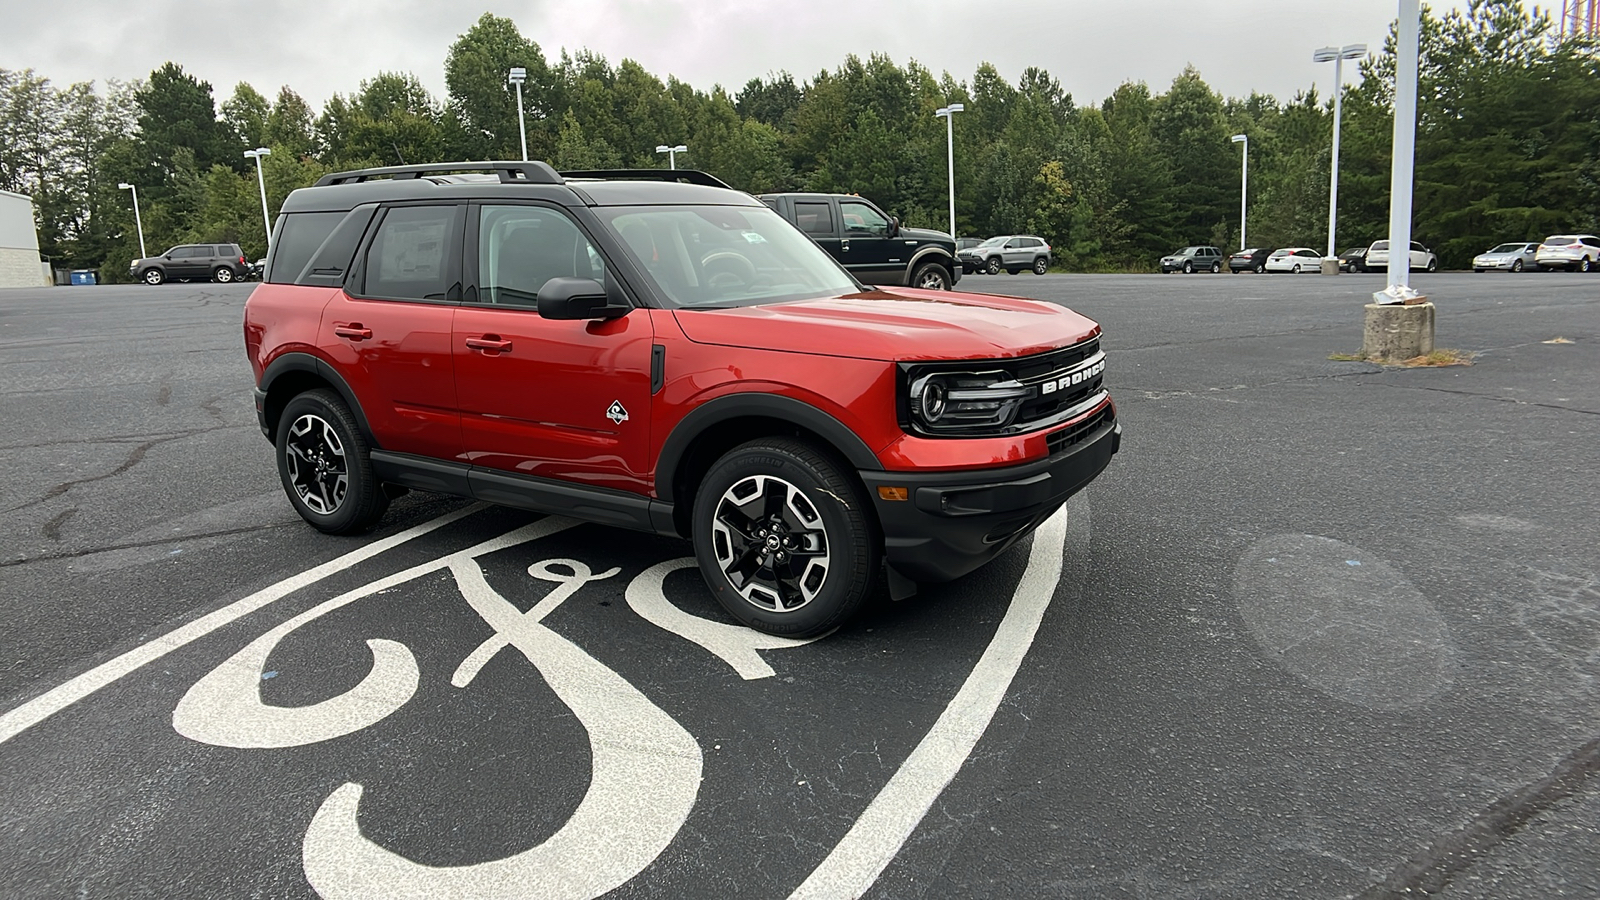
[1254,263,1265,274]
[1032,257,1049,275]
[1582,257,1593,273]
[1210,261,1221,274]
[692,438,877,638]
[142,268,164,285]
[1292,263,1302,274]
[911,262,951,290]
[276,389,388,534]
[212,266,235,283]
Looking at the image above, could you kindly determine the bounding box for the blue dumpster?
[69,270,97,285]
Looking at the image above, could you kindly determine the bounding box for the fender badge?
[606,401,629,425]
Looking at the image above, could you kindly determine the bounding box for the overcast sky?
[11,0,1473,109]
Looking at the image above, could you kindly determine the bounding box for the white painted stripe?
[787,505,1070,900]
[0,504,485,747]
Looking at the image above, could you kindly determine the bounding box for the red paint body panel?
[672,287,1100,362]
[244,284,339,382]
[454,305,656,492]
[319,292,460,460]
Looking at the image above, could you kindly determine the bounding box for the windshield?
[1270,249,1291,258]
[1489,244,1523,253]
[1176,247,1201,255]
[978,237,1006,247]
[1371,241,1389,251]
[596,205,859,309]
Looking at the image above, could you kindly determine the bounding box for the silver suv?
[1534,234,1600,272]
[1159,246,1225,274]
[958,235,1053,275]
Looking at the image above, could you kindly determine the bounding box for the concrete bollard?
[1320,258,1340,275]
[1362,300,1435,362]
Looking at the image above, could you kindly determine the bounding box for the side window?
[1585,237,1600,248]
[174,246,203,259]
[1411,241,1424,251]
[295,206,378,287]
[1006,238,1023,249]
[268,212,344,284]
[363,205,463,302]
[840,201,888,236]
[793,202,834,236]
[478,205,605,308]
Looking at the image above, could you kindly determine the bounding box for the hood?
[897,226,953,245]
[672,288,1100,362]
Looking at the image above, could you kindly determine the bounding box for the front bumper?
[860,415,1120,583]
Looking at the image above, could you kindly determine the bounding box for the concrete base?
[1320,259,1340,275]
[1362,301,1435,362]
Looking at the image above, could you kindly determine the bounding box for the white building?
[0,189,47,288]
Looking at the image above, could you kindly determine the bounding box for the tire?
[911,262,951,291]
[275,389,388,535]
[1582,257,1593,273]
[692,438,877,638]
[1426,258,1438,273]
[1254,264,1265,274]
[1210,261,1221,274]
[142,268,164,285]
[1183,261,1194,274]
[1511,260,1523,273]
[1032,257,1048,275]
[985,257,1002,276]
[1292,264,1302,274]
[213,266,235,283]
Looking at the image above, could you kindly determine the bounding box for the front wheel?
[1254,263,1265,274]
[276,389,388,534]
[1426,259,1438,273]
[985,257,1002,275]
[911,262,951,290]
[1183,261,1194,274]
[142,268,164,285]
[692,438,877,638]
[1032,257,1049,275]
[1511,259,1523,273]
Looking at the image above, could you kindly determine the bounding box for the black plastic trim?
[654,394,883,503]
[317,161,564,186]
[468,468,677,536]
[651,345,666,394]
[258,352,377,448]
[560,169,732,189]
[370,451,472,496]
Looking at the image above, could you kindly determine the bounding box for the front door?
[454,203,656,494]
[837,199,897,284]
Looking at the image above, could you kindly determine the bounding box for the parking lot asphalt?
[1,271,1597,898]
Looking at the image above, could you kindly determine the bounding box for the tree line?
[1,0,1595,280]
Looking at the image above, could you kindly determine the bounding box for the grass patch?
[1327,348,1475,366]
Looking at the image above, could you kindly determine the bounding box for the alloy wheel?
[283,413,349,515]
[710,474,830,613]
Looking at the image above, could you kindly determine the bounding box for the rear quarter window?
[267,212,344,284]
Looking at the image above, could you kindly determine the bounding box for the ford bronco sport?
[245,162,1119,638]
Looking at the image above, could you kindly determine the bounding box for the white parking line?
[787,503,1072,900]
[0,504,484,747]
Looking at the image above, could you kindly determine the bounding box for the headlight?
[909,370,1030,432]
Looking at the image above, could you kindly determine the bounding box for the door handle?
[841,240,850,252]
[465,336,512,353]
[334,324,372,341]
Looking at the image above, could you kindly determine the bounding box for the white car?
[1534,234,1600,272]
[1263,247,1323,273]
[1365,239,1439,272]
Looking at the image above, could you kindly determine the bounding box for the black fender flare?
[654,393,882,503]
[903,247,955,283]
[259,351,378,447]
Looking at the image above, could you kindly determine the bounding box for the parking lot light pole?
[243,148,273,250]
[1376,0,1422,304]
[116,182,146,259]
[935,103,965,237]
[655,144,687,169]
[1231,134,1248,250]
[1315,43,1367,261]
[508,67,528,161]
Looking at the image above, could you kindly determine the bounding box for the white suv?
[1534,234,1600,272]
[1365,240,1439,273]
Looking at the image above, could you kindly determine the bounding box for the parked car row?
[956,235,1053,275]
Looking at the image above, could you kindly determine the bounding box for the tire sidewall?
[912,262,950,291]
[986,257,1001,275]
[275,390,384,534]
[692,441,874,637]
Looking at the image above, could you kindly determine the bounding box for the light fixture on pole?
[935,103,965,237]
[655,144,687,169]
[1230,134,1248,251]
[116,182,146,260]
[1314,43,1367,262]
[243,148,273,250]
[508,67,529,161]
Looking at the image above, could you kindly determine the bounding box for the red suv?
[245,162,1119,638]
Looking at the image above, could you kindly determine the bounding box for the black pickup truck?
[758,192,960,290]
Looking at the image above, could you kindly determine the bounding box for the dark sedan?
[1228,248,1270,273]
[1338,247,1368,272]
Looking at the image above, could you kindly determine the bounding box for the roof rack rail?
[315,161,564,187]
[558,169,732,190]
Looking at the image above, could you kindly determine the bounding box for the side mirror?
[537,277,629,320]
[887,216,900,238]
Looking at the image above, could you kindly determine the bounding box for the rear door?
[320,202,464,461]
[172,246,207,279]
[453,202,656,494]
[791,199,842,269]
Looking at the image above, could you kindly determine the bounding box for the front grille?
[1046,403,1115,456]
[1011,337,1103,428]
[899,334,1110,437]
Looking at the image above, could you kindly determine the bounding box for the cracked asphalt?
[1,272,1597,898]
